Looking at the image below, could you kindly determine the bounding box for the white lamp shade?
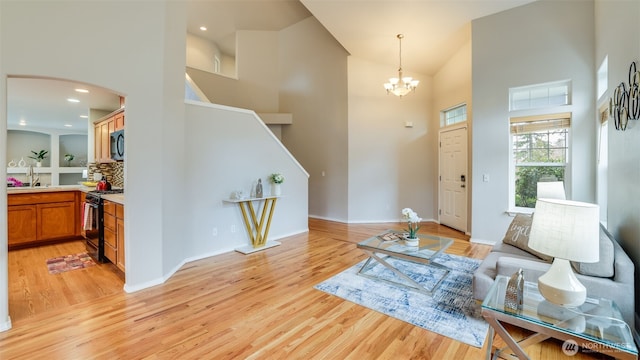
[537,181,566,200]
[528,199,599,263]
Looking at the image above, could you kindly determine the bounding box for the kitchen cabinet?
[93,109,124,163]
[8,191,80,248]
[103,200,125,272]
[116,205,125,272]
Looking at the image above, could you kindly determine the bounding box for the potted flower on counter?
[64,153,74,166]
[269,173,284,196]
[28,150,48,167]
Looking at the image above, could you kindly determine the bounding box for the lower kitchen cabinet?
[103,200,125,271]
[7,205,37,245]
[8,191,79,248]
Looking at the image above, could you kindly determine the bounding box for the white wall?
[184,101,308,257]
[186,32,222,74]
[433,40,472,230]
[471,0,596,243]
[0,0,188,328]
[347,56,434,222]
[279,17,350,222]
[595,0,640,334]
[187,31,280,112]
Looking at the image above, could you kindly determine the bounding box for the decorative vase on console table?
[269,172,285,197]
[272,183,281,196]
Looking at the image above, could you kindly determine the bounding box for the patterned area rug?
[314,253,488,348]
[46,253,96,274]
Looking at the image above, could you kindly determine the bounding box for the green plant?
[28,150,48,161]
[64,154,74,162]
[270,173,285,184]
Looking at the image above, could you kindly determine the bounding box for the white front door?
[439,126,468,232]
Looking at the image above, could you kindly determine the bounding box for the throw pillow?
[502,214,553,262]
[571,225,615,278]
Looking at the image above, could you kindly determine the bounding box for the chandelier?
[384,34,419,97]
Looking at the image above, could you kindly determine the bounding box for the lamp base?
[538,258,587,307]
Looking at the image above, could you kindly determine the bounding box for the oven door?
[83,201,103,262]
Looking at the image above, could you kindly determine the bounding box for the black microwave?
[110,129,124,161]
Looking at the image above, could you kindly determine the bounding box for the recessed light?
[75,88,89,93]
[200,26,207,31]
[80,115,88,118]
[19,120,26,126]
[67,98,80,103]
[64,124,73,127]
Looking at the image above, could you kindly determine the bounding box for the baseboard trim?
[470,237,496,246]
[0,316,11,332]
[309,215,439,225]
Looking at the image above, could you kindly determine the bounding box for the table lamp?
[528,198,599,307]
[537,181,566,200]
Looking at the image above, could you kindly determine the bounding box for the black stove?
[84,188,124,262]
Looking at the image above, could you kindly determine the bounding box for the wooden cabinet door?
[37,202,76,240]
[94,124,102,162]
[116,218,125,271]
[8,205,37,246]
[114,112,124,130]
[100,121,110,162]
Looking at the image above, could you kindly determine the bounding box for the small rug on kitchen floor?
[314,253,488,348]
[46,253,96,274]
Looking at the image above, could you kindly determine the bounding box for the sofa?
[473,214,635,330]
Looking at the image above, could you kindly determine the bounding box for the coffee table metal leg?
[356,250,450,296]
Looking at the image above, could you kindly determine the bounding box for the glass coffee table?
[482,275,638,360]
[356,230,454,296]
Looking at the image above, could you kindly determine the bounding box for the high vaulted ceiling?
[8,1,536,132]
[188,0,536,75]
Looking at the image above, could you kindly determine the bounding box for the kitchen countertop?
[7,184,92,194]
[7,185,125,205]
[102,193,125,205]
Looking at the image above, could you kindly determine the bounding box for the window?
[441,104,467,127]
[509,80,570,111]
[511,113,570,209]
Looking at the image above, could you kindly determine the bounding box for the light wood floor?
[1,219,613,359]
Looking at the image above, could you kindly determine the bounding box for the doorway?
[438,126,468,233]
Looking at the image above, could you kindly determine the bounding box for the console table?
[482,275,637,360]
[224,196,280,254]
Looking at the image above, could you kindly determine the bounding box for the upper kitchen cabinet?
[94,108,124,163]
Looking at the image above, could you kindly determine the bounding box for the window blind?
[510,112,571,134]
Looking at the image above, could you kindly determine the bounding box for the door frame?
[438,124,469,234]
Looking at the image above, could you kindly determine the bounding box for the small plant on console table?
[269,173,285,196]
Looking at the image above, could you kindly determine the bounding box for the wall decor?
[611,61,640,131]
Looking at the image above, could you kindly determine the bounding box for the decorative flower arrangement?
[270,173,285,184]
[7,177,23,187]
[402,208,422,239]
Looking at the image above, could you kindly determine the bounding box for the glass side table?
[481,275,637,360]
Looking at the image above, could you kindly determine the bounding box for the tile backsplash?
[88,162,124,188]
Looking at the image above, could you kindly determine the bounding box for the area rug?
[46,253,96,274]
[314,253,488,348]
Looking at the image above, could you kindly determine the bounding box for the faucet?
[26,165,39,188]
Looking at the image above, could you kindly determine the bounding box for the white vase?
[404,236,419,246]
[36,161,42,167]
[272,183,282,196]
